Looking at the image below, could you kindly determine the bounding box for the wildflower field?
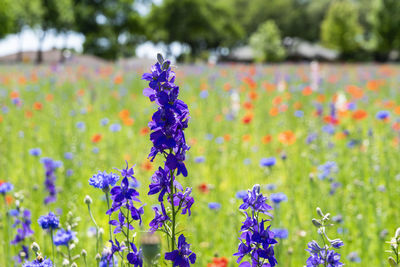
[1,60,400,267]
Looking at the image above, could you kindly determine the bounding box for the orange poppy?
[223,134,231,141]
[243,101,253,110]
[242,134,251,142]
[45,94,54,102]
[33,102,42,110]
[316,94,326,103]
[302,86,312,96]
[122,117,134,126]
[394,106,400,115]
[198,183,209,194]
[25,110,33,118]
[77,89,85,97]
[141,159,153,171]
[272,96,283,106]
[263,82,276,92]
[248,91,258,100]
[223,82,231,91]
[208,257,228,267]
[119,109,130,119]
[346,85,364,99]
[5,195,13,205]
[262,134,272,144]
[91,134,102,143]
[278,131,296,145]
[242,113,253,124]
[269,107,279,116]
[10,91,19,99]
[140,127,150,136]
[114,75,123,84]
[352,110,367,120]
[0,115,3,123]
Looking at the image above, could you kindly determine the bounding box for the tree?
[11,0,43,61]
[321,0,363,58]
[249,20,285,62]
[74,0,144,60]
[373,0,400,60]
[146,0,243,59]
[0,0,14,38]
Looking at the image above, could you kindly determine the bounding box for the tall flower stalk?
[234,184,278,267]
[143,54,196,266]
[305,207,344,267]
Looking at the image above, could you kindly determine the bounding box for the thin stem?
[87,203,100,254]
[50,228,55,266]
[126,207,131,267]
[169,169,176,253]
[105,192,113,241]
[67,245,72,263]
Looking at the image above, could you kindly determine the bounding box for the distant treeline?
[0,0,399,62]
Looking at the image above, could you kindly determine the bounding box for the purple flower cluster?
[0,181,13,194]
[10,206,34,263]
[234,185,277,267]
[40,158,62,204]
[89,171,119,192]
[38,212,59,230]
[53,229,76,246]
[23,257,53,267]
[306,208,344,267]
[106,162,143,267]
[143,54,195,266]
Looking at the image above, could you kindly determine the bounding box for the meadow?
[1,61,400,266]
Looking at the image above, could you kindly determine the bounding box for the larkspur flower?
[53,229,75,246]
[89,171,119,191]
[208,202,221,210]
[165,234,196,267]
[272,228,289,239]
[234,185,277,267]
[144,54,195,265]
[38,212,59,230]
[40,158,62,204]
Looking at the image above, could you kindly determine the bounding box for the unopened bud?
[252,184,261,194]
[84,195,92,205]
[316,207,324,217]
[31,242,40,253]
[95,253,101,261]
[71,263,78,267]
[312,219,322,228]
[388,256,397,267]
[157,53,164,64]
[62,259,70,266]
[81,249,87,257]
[395,228,400,239]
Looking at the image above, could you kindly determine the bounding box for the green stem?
[126,208,131,267]
[50,228,55,266]
[87,203,100,254]
[169,169,176,255]
[105,192,113,241]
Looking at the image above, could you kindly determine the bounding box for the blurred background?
[0,0,399,64]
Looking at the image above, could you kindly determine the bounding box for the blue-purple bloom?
[376,110,390,120]
[208,202,221,210]
[29,148,42,157]
[164,234,196,267]
[89,171,120,191]
[22,257,53,267]
[53,229,75,246]
[40,158,62,204]
[271,228,289,239]
[0,182,13,194]
[234,185,277,267]
[144,54,195,266]
[38,212,59,230]
[259,157,276,168]
[270,193,288,204]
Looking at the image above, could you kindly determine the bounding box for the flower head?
[53,229,75,246]
[38,212,59,230]
[89,171,119,191]
[165,234,196,266]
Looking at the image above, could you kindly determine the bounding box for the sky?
[0,28,186,59]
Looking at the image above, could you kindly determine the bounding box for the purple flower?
[110,123,122,132]
[89,171,119,191]
[234,185,277,267]
[53,229,75,246]
[236,190,248,199]
[208,202,221,210]
[165,235,196,266]
[376,110,390,120]
[40,158,62,204]
[29,148,42,157]
[260,157,276,167]
[38,212,59,230]
[0,182,13,194]
[22,257,53,267]
[271,228,288,239]
[127,243,143,267]
[149,204,170,233]
[64,152,73,160]
[270,193,287,204]
[11,209,34,245]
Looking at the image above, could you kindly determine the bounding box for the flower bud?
[71,263,78,267]
[312,219,322,228]
[157,53,164,64]
[316,207,324,217]
[95,253,101,262]
[252,184,261,195]
[84,195,92,205]
[62,259,70,266]
[388,256,397,267]
[81,249,87,257]
[395,228,400,239]
[31,242,40,253]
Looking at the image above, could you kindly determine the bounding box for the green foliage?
[147,0,243,58]
[373,0,400,59]
[249,20,285,62]
[321,0,363,56]
[0,0,14,38]
[11,0,43,33]
[74,0,144,60]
